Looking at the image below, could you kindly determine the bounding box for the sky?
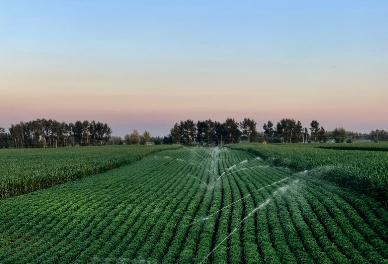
[1,0,387,136]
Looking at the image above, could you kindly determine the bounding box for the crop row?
[0,145,180,198]
[0,147,387,263]
[235,143,388,207]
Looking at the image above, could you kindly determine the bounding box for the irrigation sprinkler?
[199,180,299,264]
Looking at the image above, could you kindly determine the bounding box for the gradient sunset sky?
[1,1,387,136]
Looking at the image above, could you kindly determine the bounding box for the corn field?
[0,145,180,198]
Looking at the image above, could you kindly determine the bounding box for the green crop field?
[234,142,388,207]
[0,145,180,198]
[0,146,387,263]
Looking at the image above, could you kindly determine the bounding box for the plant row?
[235,143,388,207]
[0,147,387,263]
[0,145,180,198]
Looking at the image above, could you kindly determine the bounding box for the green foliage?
[125,129,141,145]
[224,118,241,144]
[140,130,151,145]
[275,118,303,143]
[141,130,151,144]
[370,129,388,141]
[332,127,347,143]
[171,118,252,145]
[7,118,112,148]
[263,121,274,140]
[240,118,258,143]
[197,119,216,145]
[310,120,320,142]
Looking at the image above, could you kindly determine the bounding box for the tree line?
[123,130,151,145]
[165,118,257,145]
[263,120,364,143]
[263,119,326,143]
[166,117,314,145]
[0,119,112,148]
[370,129,388,142]
[164,118,386,145]
[1,117,387,148]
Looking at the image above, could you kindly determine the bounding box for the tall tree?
[276,118,301,143]
[61,122,70,147]
[197,119,215,145]
[214,121,227,146]
[51,120,62,148]
[263,121,274,141]
[275,120,285,143]
[180,119,197,145]
[9,123,23,148]
[129,129,140,144]
[293,120,303,143]
[317,127,327,143]
[82,120,90,146]
[43,119,53,147]
[68,122,75,146]
[170,123,181,144]
[196,120,207,144]
[88,120,97,145]
[141,130,151,145]
[240,118,257,142]
[332,127,347,143]
[102,123,111,145]
[223,118,241,144]
[370,129,388,142]
[31,119,43,147]
[310,120,320,142]
[0,126,7,148]
[204,119,215,145]
[124,134,131,145]
[95,122,104,145]
[302,127,309,143]
[73,121,84,146]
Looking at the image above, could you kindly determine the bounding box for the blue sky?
[1,1,387,136]
[3,1,386,61]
